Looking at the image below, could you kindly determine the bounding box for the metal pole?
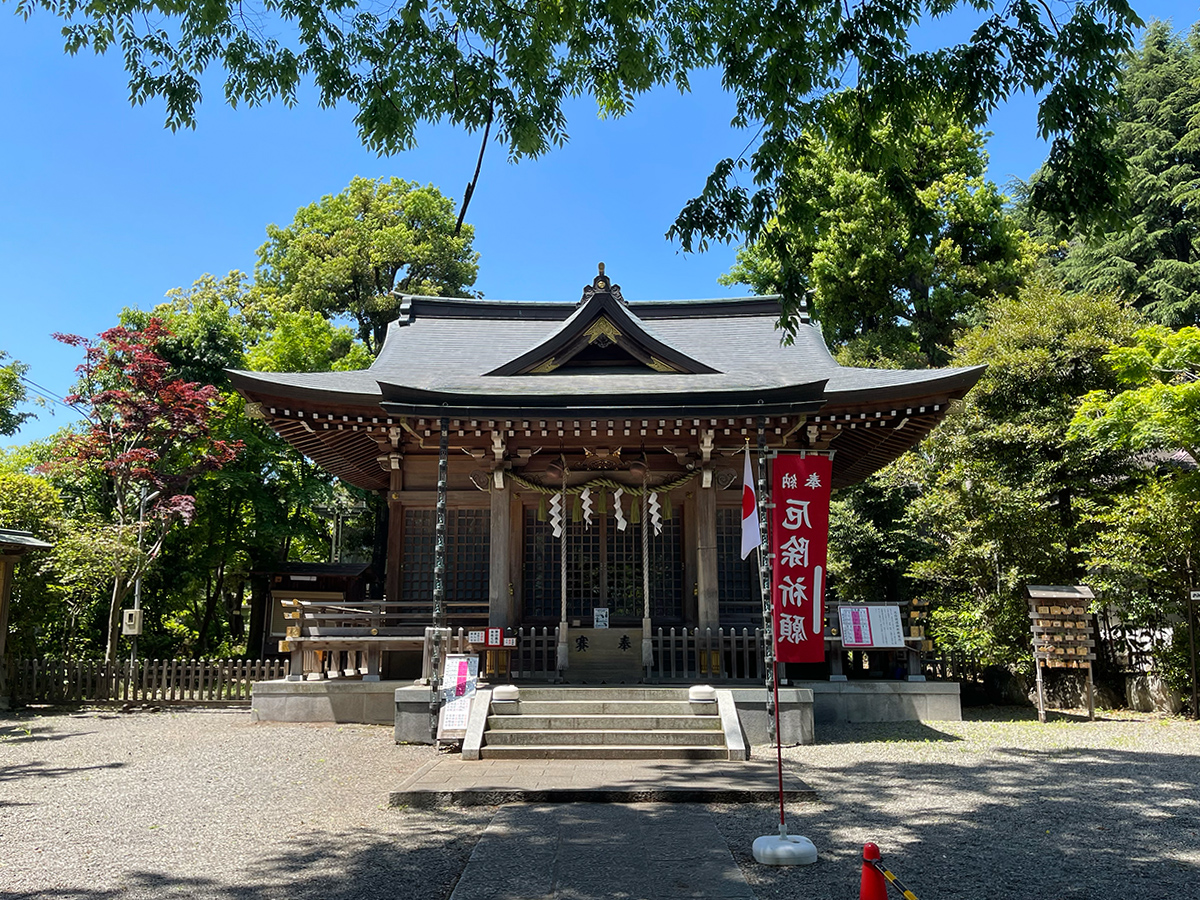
[641,488,654,672]
[429,417,449,741]
[1189,588,1198,720]
[130,485,147,666]
[557,487,569,676]
[756,417,775,743]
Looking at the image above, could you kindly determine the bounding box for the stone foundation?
[250,679,399,725]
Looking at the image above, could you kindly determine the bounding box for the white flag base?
[752,832,817,866]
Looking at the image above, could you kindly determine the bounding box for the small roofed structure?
[230,268,983,684]
[1,528,53,707]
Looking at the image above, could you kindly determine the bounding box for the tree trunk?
[246,573,271,660]
[195,561,225,656]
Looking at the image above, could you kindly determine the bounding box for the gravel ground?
[2,706,1198,899]
[719,710,1200,899]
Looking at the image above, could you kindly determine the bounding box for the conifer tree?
[1024,21,1200,327]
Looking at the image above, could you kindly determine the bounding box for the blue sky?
[2,2,1195,445]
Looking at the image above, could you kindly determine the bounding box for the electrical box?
[122,608,143,636]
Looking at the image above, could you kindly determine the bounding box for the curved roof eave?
[821,365,987,406]
[376,380,829,419]
[226,368,383,407]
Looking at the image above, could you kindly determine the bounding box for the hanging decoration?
[549,493,564,537]
[613,488,627,531]
[508,470,694,499]
[648,491,663,535]
[580,487,594,528]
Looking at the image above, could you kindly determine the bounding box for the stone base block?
[250,679,403,725]
[395,684,438,744]
[730,688,815,746]
[805,680,962,724]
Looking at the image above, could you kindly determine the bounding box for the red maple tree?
[47,320,241,661]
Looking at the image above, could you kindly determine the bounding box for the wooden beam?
[489,477,512,627]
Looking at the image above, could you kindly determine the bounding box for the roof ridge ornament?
[581,262,625,305]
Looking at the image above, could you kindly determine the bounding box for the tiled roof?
[0,528,53,551]
[229,292,983,408]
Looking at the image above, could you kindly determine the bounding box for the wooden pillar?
[0,555,15,661]
[384,457,404,604]
[489,474,512,627]
[696,482,719,632]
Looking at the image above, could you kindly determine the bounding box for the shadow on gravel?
[813,720,962,744]
[759,745,1200,900]
[0,760,125,783]
[0,722,84,744]
[962,705,1126,723]
[0,820,488,900]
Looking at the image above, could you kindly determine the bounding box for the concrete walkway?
[449,803,758,900]
[390,757,816,807]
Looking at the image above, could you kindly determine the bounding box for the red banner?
[770,454,832,663]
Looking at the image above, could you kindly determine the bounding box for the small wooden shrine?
[1,528,53,708]
[229,267,982,684]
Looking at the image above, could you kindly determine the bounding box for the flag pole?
[752,422,785,834]
[750,427,817,867]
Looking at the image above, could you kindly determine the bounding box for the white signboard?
[838,605,906,648]
[593,608,610,629]
[1191,591,1200,602]
[436,654,479,741]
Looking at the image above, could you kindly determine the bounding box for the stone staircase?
[479,687,731,760]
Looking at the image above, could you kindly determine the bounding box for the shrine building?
[230,268,982,692]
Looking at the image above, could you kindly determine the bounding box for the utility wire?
[18,375,88,417]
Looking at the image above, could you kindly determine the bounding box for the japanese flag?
[741,448,760,559]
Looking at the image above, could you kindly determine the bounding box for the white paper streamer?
[549,493,564,538]
[613,489,627,531]
[580,487,593,529]
[648,491,663,535]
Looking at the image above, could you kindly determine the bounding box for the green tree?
[126,274,370,656]
[1083,479,1198,698]
[246,309,374,374]
[253,177,478,354]
[46,321,241,661]
[1069,323,1199,698]
[0,471,64,656]
[0,350,34,436]
[899,279,1141,664]
[723,119,1033,363]
[1022,21,1200,328]
[16,1,1141,254]
[1071,324,1200,466]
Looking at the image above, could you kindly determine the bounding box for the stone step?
[479,744,730,760]
[483,729,726,747]
[485,714,721,731]
[515,687,692,702]
[505,700,711,716]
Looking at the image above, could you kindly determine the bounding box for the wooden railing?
[649,627,766,682]
[922,651,986,684]
[513,626,559,680]
[417,626,559,682]
[3,658,289,705]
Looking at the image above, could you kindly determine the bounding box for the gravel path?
[719,711,1200,899]
[2,706,1198,899]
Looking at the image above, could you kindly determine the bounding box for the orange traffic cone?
[860,842,888,900]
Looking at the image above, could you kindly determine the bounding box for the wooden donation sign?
[1026,585,1096,722]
